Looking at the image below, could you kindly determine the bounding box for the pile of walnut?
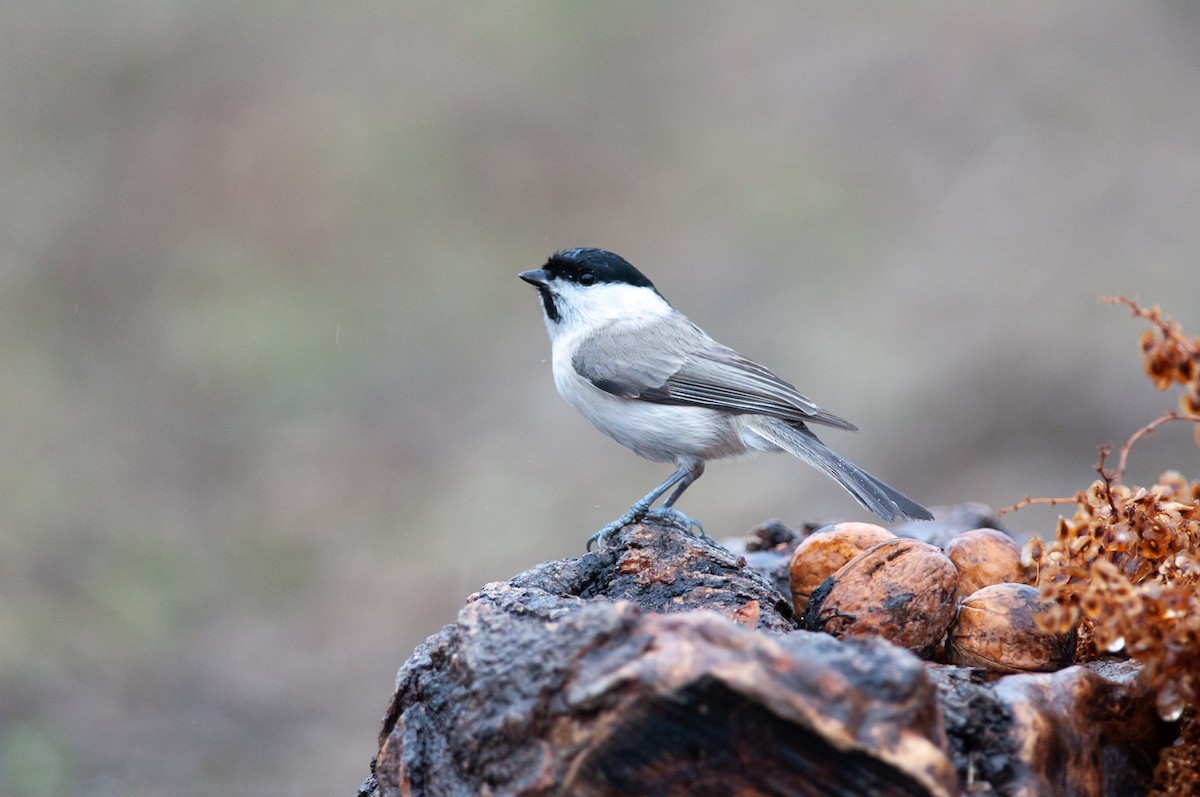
[793,522,1076,672]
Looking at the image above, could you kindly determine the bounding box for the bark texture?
[361,519,1172,797]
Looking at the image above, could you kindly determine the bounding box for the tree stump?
[360,519,1173,797]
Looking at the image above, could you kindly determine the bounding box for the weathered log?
[506,520,796,634]
[362,518,1174,797]
[928,659,1172,797]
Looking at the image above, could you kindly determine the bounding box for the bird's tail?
[751,418,933,523]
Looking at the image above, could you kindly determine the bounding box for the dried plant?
[1002,298,1200,796]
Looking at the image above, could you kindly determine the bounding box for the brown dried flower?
[1150,713,1200,797]
[1014,298,1200,797]
[1106,297,1200,391]
[1030,471,1200,715]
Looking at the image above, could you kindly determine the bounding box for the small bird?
[520,248,932,549]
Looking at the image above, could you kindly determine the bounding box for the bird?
[519,248,932,550]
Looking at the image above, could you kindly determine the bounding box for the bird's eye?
[578,271,596,285]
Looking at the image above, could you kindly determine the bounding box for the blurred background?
[3,2,1199,794]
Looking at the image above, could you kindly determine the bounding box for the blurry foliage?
[0,722,71,797]
[1010,298,1200,797]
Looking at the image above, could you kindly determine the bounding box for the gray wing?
[572,315,858,431]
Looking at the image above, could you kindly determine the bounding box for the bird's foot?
[587,512,640,552]
[586,506,707,552]
[645,507,706,539]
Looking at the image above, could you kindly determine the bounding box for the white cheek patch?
[551,282,671,339]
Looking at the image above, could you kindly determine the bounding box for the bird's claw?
[645,507,706,539]
[586,507,707,551]
[586,515,636,551]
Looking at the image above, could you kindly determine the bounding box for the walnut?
[947,583,1077,673]
[788,522,896,613]
[943,528,1026,597]
[801,538,958,657]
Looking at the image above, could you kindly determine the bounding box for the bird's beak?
[519,269,549,287]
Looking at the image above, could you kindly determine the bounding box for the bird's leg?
[588,462,706,550]
[660,461,704,509]
[645,461,707,538]
[587,466,691,551]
